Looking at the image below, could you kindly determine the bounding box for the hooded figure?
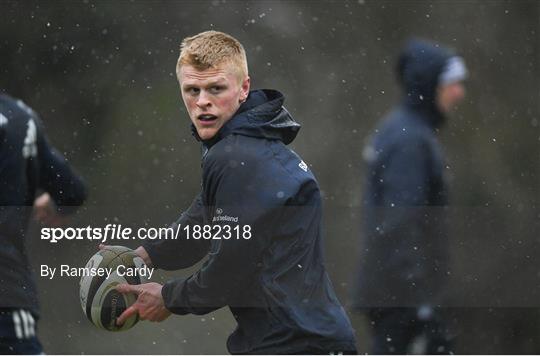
[353,38,467,354]
[144,89,357,355]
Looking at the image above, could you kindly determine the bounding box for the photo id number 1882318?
[184,224,252,240]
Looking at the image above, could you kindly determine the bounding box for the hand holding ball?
[79,245,149,331]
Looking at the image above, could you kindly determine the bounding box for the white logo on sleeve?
[22,119,37,158]
[0,113,8,126]
[298,160,308,172]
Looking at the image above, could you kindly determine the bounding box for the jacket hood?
[194,89,301,147]
[396,38,455,126]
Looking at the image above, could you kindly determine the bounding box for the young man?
[0,93,87,354]
[353,38,467,354]
[116,31,357,354]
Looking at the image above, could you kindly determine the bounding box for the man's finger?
[116,283,142,295]
[116,304,138,326]
[98,244,106,250]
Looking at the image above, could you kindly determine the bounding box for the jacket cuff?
[141,241,161,269]
[162,278,190,315]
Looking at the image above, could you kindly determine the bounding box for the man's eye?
[185,87,199,95]
[209,86,224,94]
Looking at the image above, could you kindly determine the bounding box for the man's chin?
[196,127,218,141]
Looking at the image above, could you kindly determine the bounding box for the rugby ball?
[79,245,148,331]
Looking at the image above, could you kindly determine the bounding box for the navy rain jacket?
[0,93,87,314]
[354,39,455,308]
[144,89,356,354]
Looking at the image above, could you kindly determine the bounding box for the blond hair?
[176,31,248,82]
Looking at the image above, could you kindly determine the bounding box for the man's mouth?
[198,114,218,122]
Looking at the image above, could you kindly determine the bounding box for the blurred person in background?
[353,38,467,354]
[0,93,87,354]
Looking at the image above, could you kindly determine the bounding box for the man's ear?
[240,76,250,103]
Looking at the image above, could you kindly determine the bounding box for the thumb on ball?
[116,304,138,326]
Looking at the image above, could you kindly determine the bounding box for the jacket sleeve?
[378,136,433,240]
[378,136,441,286]
[35,117,87,214]
[381,137,431,207]
[142,193,211,270]
[161,152,272,315]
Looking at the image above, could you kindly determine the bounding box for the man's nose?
[196,91,211,108]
